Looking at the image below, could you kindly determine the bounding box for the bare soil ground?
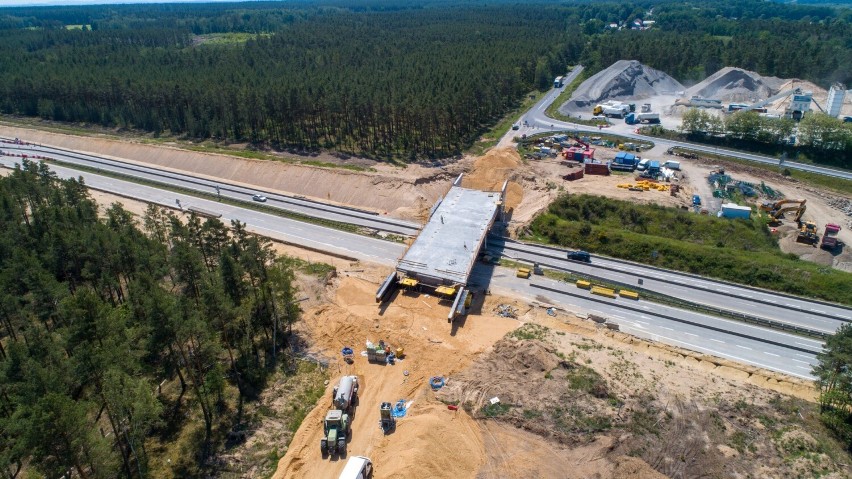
[81,184,850,479]
[660,150,852,271]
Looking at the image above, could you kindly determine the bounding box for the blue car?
[692,195,701,206]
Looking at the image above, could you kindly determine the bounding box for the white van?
[636,158,650,171]
[339,456,373,479]
[663,160,681,170]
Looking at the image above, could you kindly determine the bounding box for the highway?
[0,155,825,379]
[0,156,406,265]
[0,140,422,236]
[492,238,851,336]
[472,266,822,380]
[518,68,852,181]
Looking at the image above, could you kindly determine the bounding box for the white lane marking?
[764,352,780,357]
[709,338,725,344]
[796,353,814,359]
[660,326,673,331]
[792,359,811,365]
[683,332,698,337]
[736,345,753,350]
[629,330,812,380]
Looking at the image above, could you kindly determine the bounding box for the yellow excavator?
[760,198,806,213]
[768,199,806,225]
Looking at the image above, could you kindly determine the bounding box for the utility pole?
[215,185,221,201]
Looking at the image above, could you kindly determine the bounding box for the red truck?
[821,223,842,250]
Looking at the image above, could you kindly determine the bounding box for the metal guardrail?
[511,256,830,341]
[529,282,824,354]
[496,237,851,323]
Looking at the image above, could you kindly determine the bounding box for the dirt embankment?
[0,123,460,221]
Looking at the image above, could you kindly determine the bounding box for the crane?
[737,88,802,113]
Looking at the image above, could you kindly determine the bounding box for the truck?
[333,375,359,412]
[554,76,564,88]
[624,112,661,125]
[339,456,374,479]
[611,152,639,171]
[320,410,350,456]
[821,223,842,250]
[602,105,629,118]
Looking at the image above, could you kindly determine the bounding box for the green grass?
[507,323,550,341]
[669,146,852,196]
[528,194,852,305]
[467,90,546,156]
[480,402,512,417]
[194,32,273,45]
[277,256,336,277]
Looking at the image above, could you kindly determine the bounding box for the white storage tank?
[827,83,846,118]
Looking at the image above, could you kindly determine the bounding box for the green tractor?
[320,410,349,457]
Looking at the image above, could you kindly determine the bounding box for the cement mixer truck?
[332,375,359,413]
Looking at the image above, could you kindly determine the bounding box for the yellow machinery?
[590,286,616,298]
[796,221,819,246]
[576,280,591,289]
[593,105,603,115]
[769,201,806,224]
[619,290,640,300]
[760,198,805,213]
[516,268,531,279]
[435,285,457,296]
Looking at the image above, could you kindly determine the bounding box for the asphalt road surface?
[492,238,851,336]
[472,265,821,380]
[0,140,422,236]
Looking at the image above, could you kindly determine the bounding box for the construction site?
[1,92,851,477]
[558,60,852,132]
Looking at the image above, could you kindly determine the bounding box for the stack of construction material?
[585,161,610,175]
[563,168,585,181]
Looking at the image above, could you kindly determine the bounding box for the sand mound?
[461,147,524,211]
[686,67,786,103]
[559,60,684,112]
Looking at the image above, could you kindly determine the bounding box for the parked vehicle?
[568,250,591,263]
[339,456,373,479]
[320,410,350,457]
[252,194,267,202]
[662,160,680,170]
[636,159,650,171]
[821,223,842,250]
[692,195,701,206]
[333,376,359,412]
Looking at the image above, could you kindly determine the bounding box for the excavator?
[796,220,819,246]
[767,200,806,225]
[760,198,806,213]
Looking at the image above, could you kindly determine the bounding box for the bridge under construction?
[376,174,506,322]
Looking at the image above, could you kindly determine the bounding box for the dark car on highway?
[568,250,591,262]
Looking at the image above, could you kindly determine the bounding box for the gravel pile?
[559,60,684,112]
[685,67,786,103]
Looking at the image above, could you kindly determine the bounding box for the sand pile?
[685,67,786,103]
[559,60,684,112]
[461,147,524,212]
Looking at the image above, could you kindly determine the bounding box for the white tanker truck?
[333,375,359,413]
